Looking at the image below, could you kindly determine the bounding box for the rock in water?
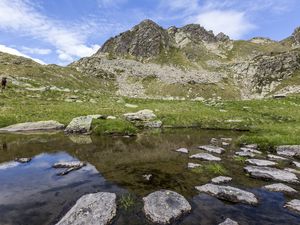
[276,145,300,157]
[218,218,239,225]
[53,161,86,176]
[188,163,201,169]
[175,148,189,154]
[211,176,232,184]
[246,159,277,167]
[267,154,288,161]
[195,184,258,205]
[143,190,191,224]
[15,158,31,163]
[235,151,255,157]
[189,153,221,161]
[198,145,225,154]
[65,116,93,134]
[123,109,156,122]
[284,199,300,214]
[240,147,262,154]
[244,166,298,183]
[56,192,117,225]
[0,120,64,132]
[263,183,297,194]
[293,161,300,168]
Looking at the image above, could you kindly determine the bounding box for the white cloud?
[21,47,52,55]
[0,44,46,64]
[194,10,256,39]
[0,0,100,63]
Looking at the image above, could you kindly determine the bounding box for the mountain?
[71,19,300,100]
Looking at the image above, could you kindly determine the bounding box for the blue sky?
[0,0,299,65]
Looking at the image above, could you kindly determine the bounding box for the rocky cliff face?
[73,20,300,100]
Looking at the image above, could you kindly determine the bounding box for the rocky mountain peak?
[179,24,217,43]
[292,27,300,45]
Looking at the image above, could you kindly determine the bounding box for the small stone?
[267,154,288,161]
[244,166,298,183]
[218,218,239,225]
[55,192,117,225]
[195,184,258,205]
[143,174,152,181]
[264,183,297,194]
[15,158,31,163]
[221,138,232,142]
[88,114,103,119]
[211,176,232,184]
[284,199,300,214]
[106,116,117,120]
[235,151,255,157]
[293,161,300,168]
[125,103,138,108]
[222,142,230,146]
[244,144,258,149]
[276,145,300,157]
[143,190,191,224]
[188,163,201,169]
[190,153,221,161]
[175,148,189,154]
[210,138,219,145]
[246,159,277,167]
[240,148,262,154]
[198,145,225,154]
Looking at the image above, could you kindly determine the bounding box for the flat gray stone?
[56,192,116,225]
[143,190,191,224]
[218,218,239,225]
[285,168,300,174]
[190,153,221,161]
[244,166,298,183]
[235,151,255,157]
[285,199,300,214]
[211,176,232,184]
[244,144,258,149]
[246,159,277,167]
[65,116,93,134]
[277,145,300,157]
[124,109,156,122]
[195,184,258,205]
[198,145,225,154]
[53,161,86,176]
[0,120,64,132]
[188,163,201,169]
[240,148,262,154]
[267,154,288,161]
[175,148,189,154]
[263,183,297,194]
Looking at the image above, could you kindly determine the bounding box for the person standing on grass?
[1,77,7,90]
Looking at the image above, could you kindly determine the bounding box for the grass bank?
[1,88,300,150]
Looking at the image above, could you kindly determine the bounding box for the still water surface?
[0,129,299,225]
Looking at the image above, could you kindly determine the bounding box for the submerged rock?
[189,153,221,161]
[143,190,191,224]
[188,163,201,169]
[124,109,156,122]
[195,184,258,205]
[198,145,225,154]
[244,166,298,183]
[276,145,300,157]
[284,199,300,214]
[246,159,277,167]
[267,154,288,161]
[263,183,297,194]
[211,176,232,184]
[175,148,189,154]
[0,120,64,132]
[65,116,93,134]
[15,158,31,163]
[56,192,117,225]
[218,218,239,225]
[235,151,255,157]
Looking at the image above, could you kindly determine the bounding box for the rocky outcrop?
[195,184,258,205]
[143,190,191,224]
[0,120,65,132]
[244,166,298,183]
[56,192,116,225]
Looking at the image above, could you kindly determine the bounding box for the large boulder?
[195,184,258,205]
[244,166,298,183]
[0,120,64,132]
[123,109,156,122]
[143,190,191,224]
[56,192,116,225]
[65,116,93,134]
